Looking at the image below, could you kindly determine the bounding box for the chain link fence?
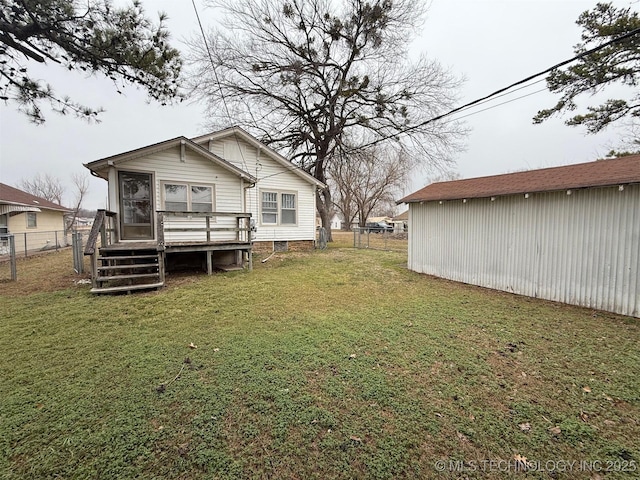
[0,230,77,281]
[0,230,69,258]
[352,227,408,253]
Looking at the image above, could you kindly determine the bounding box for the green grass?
[1,246,638,479]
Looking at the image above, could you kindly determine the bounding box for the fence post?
[24,233,27,258]
[72,232,84,274]
[55,231,59,252]
[9,235,17,280]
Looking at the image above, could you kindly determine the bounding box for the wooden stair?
[91,247,165,294]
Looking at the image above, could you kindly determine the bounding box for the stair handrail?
[84,209,117,256]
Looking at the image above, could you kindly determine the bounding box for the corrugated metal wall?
[408,184,639,317]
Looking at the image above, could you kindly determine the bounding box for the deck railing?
[157,211,252,247]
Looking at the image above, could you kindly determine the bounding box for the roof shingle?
[399,155,640,203]
[0,183,71,212]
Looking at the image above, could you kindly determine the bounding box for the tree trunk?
[316,187,333,242]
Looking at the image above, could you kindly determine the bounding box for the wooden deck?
[85,210,253,294]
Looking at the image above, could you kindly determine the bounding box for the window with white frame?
[26,212,37,228]
[163,183,214,212]
[261,191,297,225]
[281,193,296,224]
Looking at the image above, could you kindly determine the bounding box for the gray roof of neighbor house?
[399,155,640,203]
[0,183,71,214]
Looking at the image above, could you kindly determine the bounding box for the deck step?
[90,282,165,294]
[98,263,159,271]
[96,273,160,282]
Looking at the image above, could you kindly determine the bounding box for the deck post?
[158,250,166,284]
[100,221,107,250]
[91,252,98,289]
[206,216,211,242]
[206,251,213,275]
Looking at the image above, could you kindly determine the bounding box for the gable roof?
[0,183,71,213]
[190,126,326,188]
[84,136,257,183]
[399,155,640,203]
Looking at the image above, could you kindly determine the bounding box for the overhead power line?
[359,26,640,149]
[188,2,639,182]
[191,0,251,175]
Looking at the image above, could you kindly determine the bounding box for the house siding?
[113,146,244,243]
[7,209,68,253]
[407,184,640,317]
[206,136,317,243]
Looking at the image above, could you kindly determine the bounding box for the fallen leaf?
[189,342,198,349]
[603,420,616,426]
[456,431,469,443]
[521,372,527,378]
[580,411,589,422]
[549,426,561,435]
[435,412,443,418]
[582,386,591,393]
[349,435,362,443]
[35,403,44,409]
[213,348,220,352]
[519,422,531,432]
[349,354,357,359]
[469,414,475,421]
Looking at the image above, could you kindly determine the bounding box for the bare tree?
[64,173,90,232]
[19,173,65,205]
[329,144,409,228]
[189,0,466,240]
[19,172,91,232]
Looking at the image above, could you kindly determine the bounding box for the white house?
[190,127,324,250]
[398,155,640,318]
[83,126,325,293]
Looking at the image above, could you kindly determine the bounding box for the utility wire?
[188,5,639,182]
[358,26,640,150]
[191,0,251,175]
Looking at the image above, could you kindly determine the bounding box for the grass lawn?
[1,244,638,479]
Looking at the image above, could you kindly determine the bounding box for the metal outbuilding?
[398,155,640,317]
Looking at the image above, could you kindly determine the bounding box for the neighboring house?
[83,126,325,293]
[0,183,72,253]
[398,155,640,318]
[316,213,343,230]
[392,210,408,233]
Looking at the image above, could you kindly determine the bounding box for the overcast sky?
[0,0,636,210]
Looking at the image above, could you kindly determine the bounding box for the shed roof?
[0,183,71,212]
[399,155,640,203]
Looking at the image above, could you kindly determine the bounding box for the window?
[281,193,296,224]
[261,192,278,224]
[164,184,188,211]
[191,186,213,212]
[261,191,297,225]
[26,212,37,228]
[163,183,214,212]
